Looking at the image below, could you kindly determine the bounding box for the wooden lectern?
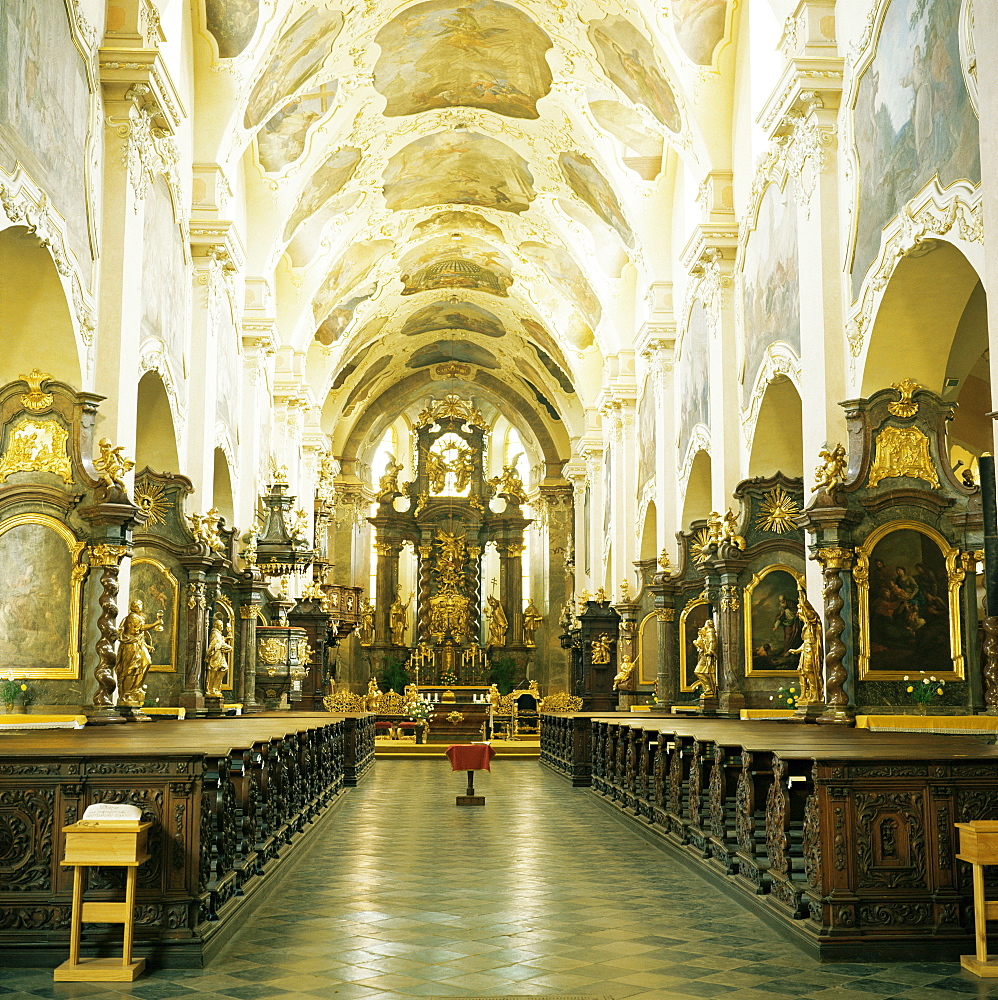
[957,820,998,977]
[54,805,152,982]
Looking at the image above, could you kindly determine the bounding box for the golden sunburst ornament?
[135,483,170,526]
[690,527,713,564]
[756,487,801,534]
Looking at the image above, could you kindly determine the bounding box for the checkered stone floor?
[6,759,996,1000]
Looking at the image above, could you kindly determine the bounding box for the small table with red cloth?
[445,743,496,806]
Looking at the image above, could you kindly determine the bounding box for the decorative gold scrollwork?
[887,378,922,418]
[867,426,940,488]
[0,417,73,484]
[19,369,54,412]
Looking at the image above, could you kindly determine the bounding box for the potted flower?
[407,700,434,743]
[769,685,798,711]
[904,674,945,714]
[1,675,31,714]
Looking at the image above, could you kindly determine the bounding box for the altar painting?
[374,0,552,120]
[0,515,82,679]
[588,15,681,132]
[559,152,634,248]
[852,0,980,298]
[679,598,709,692]
[0,0,93,279]
[383,132,535,213]
[243,7,344,129]
[858,524,963,680]
[744,566,804,677]
[131,558,178,672]
[741,182,799,403]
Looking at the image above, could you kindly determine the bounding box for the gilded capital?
[90,543,128,567]
[815,546,853,571]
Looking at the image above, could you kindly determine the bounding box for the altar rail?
[541,712,998,961]
[0,712,375,967]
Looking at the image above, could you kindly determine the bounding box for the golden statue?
[115,599,164,707]
[359,599,375,646]
[658,548,672,571]
[488,464,528,503]
[522,598,543,647]
[707,509,745,550]
[205,617,232,699]
[595,586,608,603]
[377,455,402,498]
[365,677,382,712]
[619,578,631,602]
[790,584,824,706]
[613,654,635,690]
[95,437,134,490]
[390,589,410,646]
[403,683,420,711]
[591,632,612,665]
[692,619,718,700]
[189,508,223,552]
[485,594,507,647]
[487,682,501,710]
[814,443,847,493]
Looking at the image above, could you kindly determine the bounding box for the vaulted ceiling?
[194,0,736,469]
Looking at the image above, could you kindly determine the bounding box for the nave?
[7,760,990,1000]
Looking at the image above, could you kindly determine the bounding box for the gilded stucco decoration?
[0,417,74,485]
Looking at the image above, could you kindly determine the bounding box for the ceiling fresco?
[258,82,338,172]
[382,130,536,213]
[204,0,259,59]
[399,238,514,296]
[407,341,500,369]
[413,210,505,241]
[401,301,507,339]
[242,7,344,130]
[373,0,553,120]
[282,146,362,241]
[669,0,729,66]
[559,151,635,248]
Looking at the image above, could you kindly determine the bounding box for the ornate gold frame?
[215,594,236,691]
[679,595,709,692]
[743,563,805,678]
[638,612,657,686]
[0,513,86,680]
[855,520,964,681]
[132,556,179,672]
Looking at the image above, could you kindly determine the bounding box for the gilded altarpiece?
[799,382,983,718]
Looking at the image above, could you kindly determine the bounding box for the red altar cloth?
[446,743,496,772]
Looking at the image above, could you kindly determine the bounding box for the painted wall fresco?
[374,0,552,120]
[315,286,377,346]
[414,211,504,241]
[282,146,361,241]
[637,374,655,489]
[588,15,682,132]
[401,301,507,338]
[130,559,177,671]
[142,178,187,377]
[383,131,535,213]
[559,152,634,248]
[852,0,980,298]
[864,527,951,675]
[243,7,344,130]
[0,1,92,279]
[0,521,73,676]
[519,241,602,324]
[741,182,799,403]
[408,341,499,369]
[258,83,338,173]
[669,0,728,66]
[678,301,710,461]
[205,0,259,58]
[398,239,514,296]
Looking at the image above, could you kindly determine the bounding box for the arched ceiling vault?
[194,0,739,464]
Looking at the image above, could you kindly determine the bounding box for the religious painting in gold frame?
[855,521,964,681]
[638,613,658,686]
[744,564,804,677]
[0,513,85,679]
[214,595,236,691]
[131,556,179,672]
[679,595,709,692]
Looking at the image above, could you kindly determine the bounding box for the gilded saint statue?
[590,632,612,665]
[485,594,508,647]
[692,619,718,700]
[488,464,528,503]
[522,598,543,647]
[359,599,375,646]
[613,654,635,690]
[377,455,402,499]
[790,584,824,706]
[390,589,410,646]
[814,443,847,493]
[115,599,164,707]
[205,617,232,699]
[94,437,134,491]
[365,677,382,711]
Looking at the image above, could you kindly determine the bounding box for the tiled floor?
[7,760,998,1000]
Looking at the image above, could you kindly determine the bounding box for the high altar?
[364,395,534,684]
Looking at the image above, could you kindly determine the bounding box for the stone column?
[498,539,525,646]
[238,599,261,710]
[373,537,401,644]
[715,561,748,716]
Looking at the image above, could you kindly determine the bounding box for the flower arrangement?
[407,700,434,724]
[1,675,31,712]
[769,685,798,710]
[904,674,945,708]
